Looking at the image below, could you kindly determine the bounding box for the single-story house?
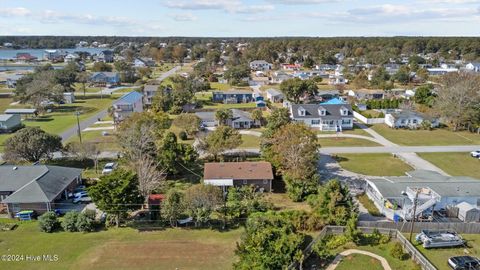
[6,74,23,88]
[348,89,385,100]
[0,114,22,133]
[266,89,284,103]
[112,91,144,122]
[134,58,155,67]
[465,62,480,72]
[385,110,439,129]
[0,165,83,217]
[203,161,274,192]
[427,68,458,75]
[281,64,301,71]
[196,109,257,129]
[64,53,80,63]
[270,71,292,84]
[365,170,480,221]
[249,60,272,71]
[4,108,38,119]
[196,112,218,127]
[289,103,354,131]
[89,72,120,86]
[212,90,254,104]
[15,53,37,62]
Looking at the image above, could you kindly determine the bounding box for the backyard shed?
[456,202,480,222]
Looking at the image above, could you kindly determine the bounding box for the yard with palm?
[0,220,243,270]
[371,125,480,146]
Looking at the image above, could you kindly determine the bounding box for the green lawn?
[417,152,480,178]
[335,253,383,270]
[372,125,480,146]
[239,134,260,148]
[0,220,243,270]
[0,96,13,112]
[210,82,233,91]
[411,234,480,270]
[318,138,380,147]
[335,153,413,176]
[66,130,120,152]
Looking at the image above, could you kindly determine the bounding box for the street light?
[75,111,82,143]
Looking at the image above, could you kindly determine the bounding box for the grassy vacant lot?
[372,125,480,146]
[417,152,480,178]
[239,134,260,148]
[264,193,311,212]
[335,153,413,176]
[210,82,233,91]
[0,96,13,112]
[318,137,380,147]
[356,194,382,216]
[66,130,120,152]
[0,220,242,270]
[412,234,480,270]
[335,253,383,270]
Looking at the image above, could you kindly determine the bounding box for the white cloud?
[268,0,340,4]
[0,7,31,17]
[164,0,274,14]
[172,13,198,21]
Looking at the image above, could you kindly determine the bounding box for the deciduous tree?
[4,127,62,162]
[197,126,242,161]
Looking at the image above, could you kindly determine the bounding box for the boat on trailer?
[415,230,464,248]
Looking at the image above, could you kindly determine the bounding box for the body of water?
[0,47,111,60]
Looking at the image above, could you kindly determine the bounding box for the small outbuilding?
[456,202,480,223]
[0,114,22,133]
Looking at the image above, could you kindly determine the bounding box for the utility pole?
[409,190,419,242]
[76,111,82,143]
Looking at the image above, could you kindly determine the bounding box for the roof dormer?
[340,106,349,116]
[318,106,326,116]
[298,106,306,116]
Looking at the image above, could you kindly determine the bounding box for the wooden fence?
[288,225,437,270]
[358,221,480,234]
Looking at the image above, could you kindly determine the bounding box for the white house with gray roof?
[0,165,82,217]
[385,110,439,129]
[266,89,284,103]
[365,170,480,221]
[249,60,272,71]
[196,109,257,129]
[289,103,353,131]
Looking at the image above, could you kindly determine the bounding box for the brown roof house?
[203,161,274,192]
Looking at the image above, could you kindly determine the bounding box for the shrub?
[76,213,94,232]
[179,131,188,140]
[38,212,59,233]
[390,242,406,260]
[326,235,349,249]
[62,211,79,232]
[83,209,96,220]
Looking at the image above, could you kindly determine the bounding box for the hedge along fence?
[288,225,437,270]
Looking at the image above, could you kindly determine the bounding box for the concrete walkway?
[326,249,392,270]
[317,133,381,144]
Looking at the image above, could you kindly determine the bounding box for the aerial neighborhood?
[0,35,480,270]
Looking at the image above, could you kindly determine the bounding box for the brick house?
[203,162,274,192]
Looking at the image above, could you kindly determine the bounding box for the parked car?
[73,194,92,204]
[102,163,117,175]
[68,185,86,198]
[448,256,480,270]
[470,150,480,158]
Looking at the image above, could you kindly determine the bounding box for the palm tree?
[215,109,233,126]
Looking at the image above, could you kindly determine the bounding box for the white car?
[102,163,117,175]
[471,150,480,158]
[73,194,91,204]
[68,186,86,198]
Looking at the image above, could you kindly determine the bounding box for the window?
[342,119,351,125]
[312,120,320,125]
[401,120,405,124]
[413,119,418,124]
[243,180,247,185]
[263,180,268,184]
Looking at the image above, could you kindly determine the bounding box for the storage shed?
[457,202,480,223]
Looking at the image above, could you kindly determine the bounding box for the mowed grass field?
[0,220,243,270]
[417,152,480,178]
[318,137,380,147]
[335,153,413,176]
[371,125,480,146]
[335,253,383,270]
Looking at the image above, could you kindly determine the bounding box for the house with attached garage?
[289,103,354,131]
[203,161,274,192]
[385,110,439,129]
[112,91,144,122]
[0,165,83,217]
[212,90,254,104]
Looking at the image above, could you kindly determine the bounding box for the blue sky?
[1,0,480,36]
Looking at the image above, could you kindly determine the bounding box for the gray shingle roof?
[0,165,82,203]
[389,110,436,121]
[231,109,253,122]
[367,170,480,199]
[291,103,353,120]
[0,114,15,121]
